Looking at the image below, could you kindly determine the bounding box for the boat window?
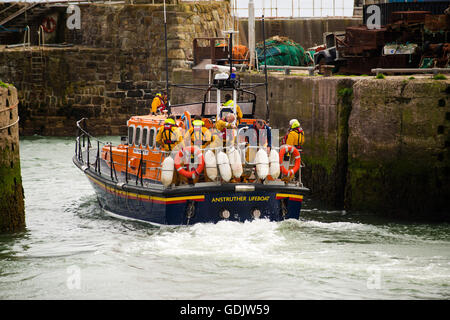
[135,126,142,146]
[149,128,155,148]
[128,126,134,145]
[142,127,148,147]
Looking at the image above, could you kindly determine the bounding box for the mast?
[262,15,269,121]
[164,0,170,111]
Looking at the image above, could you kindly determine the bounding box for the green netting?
[255,36,313,66]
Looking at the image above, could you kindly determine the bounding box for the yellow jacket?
[223,100,243,123]
[215,119,235,132]
[151,95,167,114]
[184,126,212,148]
[156,124,183,151]
[285,128,305,148]
[215,119,236,147]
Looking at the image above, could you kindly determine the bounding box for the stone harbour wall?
[0,1,230,136]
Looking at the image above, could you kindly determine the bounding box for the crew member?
[249,119,272,151]
[281,119,304,182]
[223,94,243,124]
[151,92,168,114]
[184,115,212,149]
[214,113,237,148]
[282,119,304,151]
[155,115,183,152]
[244,119,272,164]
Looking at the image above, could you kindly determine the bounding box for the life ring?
[174,146,205,179]
[279,145,301,177]
[41,17,57,33]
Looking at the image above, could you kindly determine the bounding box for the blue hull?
[77,160,307,226]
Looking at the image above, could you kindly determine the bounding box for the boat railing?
[76,118,303,188]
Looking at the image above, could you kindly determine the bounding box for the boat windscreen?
[171,101,254,117]
[171,103,203,116]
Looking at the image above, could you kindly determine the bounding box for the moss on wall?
[0,146,25,233]
[0,86,25,233]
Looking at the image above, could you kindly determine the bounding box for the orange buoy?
[279,145,301,178]
[174,146,205,179]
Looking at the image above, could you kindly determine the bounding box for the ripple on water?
[1,137,448,299]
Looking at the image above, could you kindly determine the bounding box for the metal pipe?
[87,136,90,169]
[140,149,144,186]
[262,15,269,122]
[125,145,128,183]
[97,140,101,175]
[248,0,255,69]
[109,144,113,180]
[163,0,170,111]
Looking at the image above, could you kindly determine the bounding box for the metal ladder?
[30,27,45,92]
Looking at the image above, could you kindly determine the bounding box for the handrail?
[38,25,45,48]
[74,118,300,187]
[76,118,108,146]
[0,2,39,27]
[23,25,30,50]
[0,3,18,17]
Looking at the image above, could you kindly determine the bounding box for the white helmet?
[289,119,298,127]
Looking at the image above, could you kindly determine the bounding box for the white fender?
[217,151,232,182]
[161,156,174,187]
[255,148,269,180]
[269,149,280,179]
[204,150,218,180]
[227,147,243,178]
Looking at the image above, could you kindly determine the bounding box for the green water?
[0,136,449,299]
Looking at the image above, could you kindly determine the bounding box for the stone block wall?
[0,1,230,136]
[0,84,25,233]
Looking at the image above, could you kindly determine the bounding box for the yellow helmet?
[291,120,300,129]
[192,119,204,127]
[164,118,176,125]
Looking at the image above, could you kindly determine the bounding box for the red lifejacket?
[157,96,167,113]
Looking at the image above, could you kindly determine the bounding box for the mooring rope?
[0,102,18,113]
[0,116,19,131]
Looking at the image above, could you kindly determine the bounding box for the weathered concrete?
[172,69,450,221]
[0,84,25,233]
[348,78,450,219]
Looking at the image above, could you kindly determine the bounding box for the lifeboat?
[73,32,308,226]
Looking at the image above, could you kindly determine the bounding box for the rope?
[0,116,19,131]
[0,103,18,113]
